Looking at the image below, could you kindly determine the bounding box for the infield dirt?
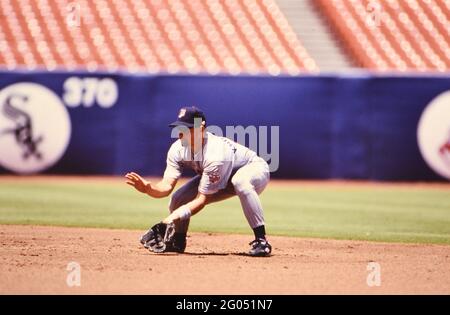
[1,225,449,294]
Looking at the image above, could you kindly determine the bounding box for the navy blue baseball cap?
[169,106,206,128]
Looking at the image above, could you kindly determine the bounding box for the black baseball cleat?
[248,238,272,257]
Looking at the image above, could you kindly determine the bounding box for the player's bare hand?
[125,172,150,194]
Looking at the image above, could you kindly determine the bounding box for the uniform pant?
[168,158,270,234]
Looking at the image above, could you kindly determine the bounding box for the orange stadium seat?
[0,0,318,74]
[316,0,450,72]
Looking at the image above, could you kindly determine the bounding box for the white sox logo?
[417,90,450,180]
[2,93,44,160]
[0,83,71,174]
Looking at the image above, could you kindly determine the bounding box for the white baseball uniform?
[163,132,270,233]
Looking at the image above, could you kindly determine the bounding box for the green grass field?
[0,178,449,244]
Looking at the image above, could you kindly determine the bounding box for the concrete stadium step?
[276,0,355,72]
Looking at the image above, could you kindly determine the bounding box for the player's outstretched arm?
[125,172,176,198]
[162,193,209,224]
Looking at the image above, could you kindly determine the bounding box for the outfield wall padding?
[0,71,448,181]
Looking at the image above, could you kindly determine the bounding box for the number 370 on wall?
[63,77,119,109]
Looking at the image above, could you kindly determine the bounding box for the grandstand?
[0,0,449,74]
[316,0,450,72]
[0,0,316,74]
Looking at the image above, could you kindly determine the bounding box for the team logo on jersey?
[208,170,220,184]
[0,83,71,174]
[417,91,450,180]
[178,108,186,118]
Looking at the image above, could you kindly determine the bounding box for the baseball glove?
[140,222,176,253]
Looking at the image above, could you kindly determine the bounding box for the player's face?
[178,126,203,148]
[178,129,190,147]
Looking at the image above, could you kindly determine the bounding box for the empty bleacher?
[0,0,318,74]
[1,0,449,74]
[316,0,450,72]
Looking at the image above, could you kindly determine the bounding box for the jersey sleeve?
[163,142,183,180]
[198,161,233,195]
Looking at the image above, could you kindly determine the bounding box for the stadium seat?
[316,0,450,71]
[0,0,317,74]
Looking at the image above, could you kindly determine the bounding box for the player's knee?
[232,177,253,194]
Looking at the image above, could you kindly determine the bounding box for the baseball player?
[125,106,272,256]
